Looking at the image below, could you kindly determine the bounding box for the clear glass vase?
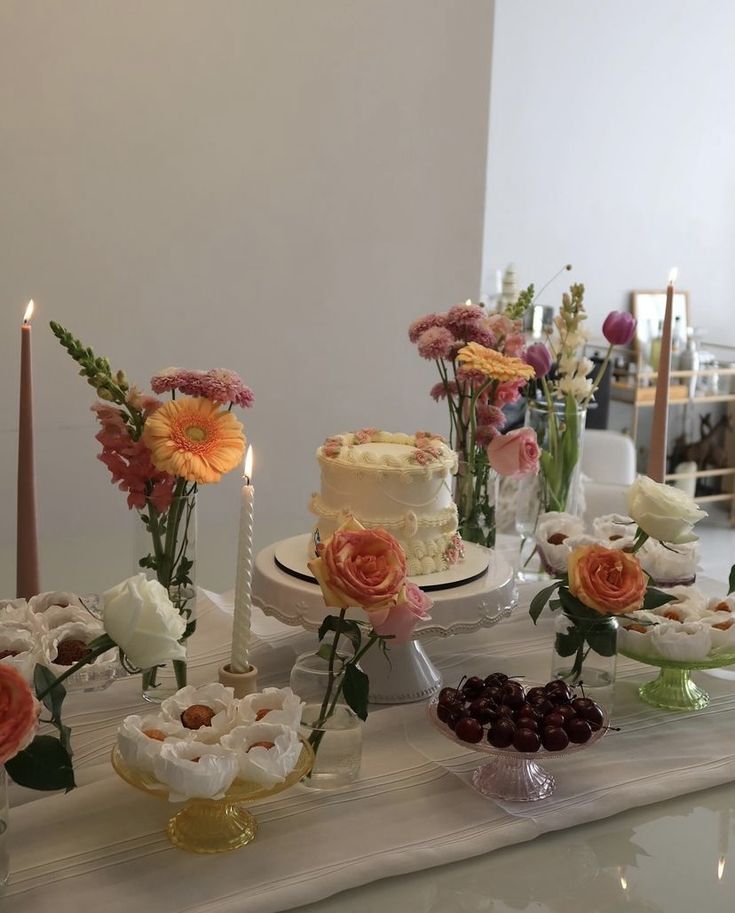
[135,488,197,702]
[290,651,362,790]
[0,766,9,888]
[551,612,618,693]
[453,456,498,549]
[516,398,586,581]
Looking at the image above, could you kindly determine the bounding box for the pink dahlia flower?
[408,313,446,343]
[417,326,455,360]
[150,368,191,395]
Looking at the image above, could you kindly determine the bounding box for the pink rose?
[0,664,40,765]
[308,518,407,621]
[372,582,432,644]
[487,428,540,479]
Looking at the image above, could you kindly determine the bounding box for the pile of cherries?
[435,673,606,753]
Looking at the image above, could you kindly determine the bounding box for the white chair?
[581,430,637,524]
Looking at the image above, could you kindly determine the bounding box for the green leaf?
[558,587,604,621]
[729,565,735,596]
[316,644,333,662]
[342,663,370,721]
[317,616,361,654]
[586,623,618,657]
[33,664,66,723]
[6,735,76,792]
[529,581,562,624]
[642,588,677,610]
[555,627,584,657]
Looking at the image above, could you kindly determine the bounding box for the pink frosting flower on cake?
[417,327,455,360]
[322,436,343,458]
[444,533,465,566]
[353,428,378,445]
[371,582,432,644]
[408,313,446,343]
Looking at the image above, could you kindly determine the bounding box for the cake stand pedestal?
[252,534,517,704]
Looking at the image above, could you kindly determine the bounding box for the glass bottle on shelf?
[678,327,700,399]
[650,320,664,372]
[671,315,683,370]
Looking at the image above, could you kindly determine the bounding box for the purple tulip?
[524,342,553,379]
[602,311,637,346]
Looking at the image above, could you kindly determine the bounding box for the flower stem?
[36,637,116,700]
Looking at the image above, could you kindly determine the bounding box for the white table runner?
[6,584,735,913]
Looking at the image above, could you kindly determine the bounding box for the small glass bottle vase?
[516,399,586,581]
[551,613,618,691]
[135,489,197,703]
[290,651,362,790]
[453,456,499,549]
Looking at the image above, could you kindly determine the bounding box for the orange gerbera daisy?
[142,397,245,484]
[457,342,535,384]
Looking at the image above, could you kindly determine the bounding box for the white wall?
[483,0,735,345]
[0,1,494,594]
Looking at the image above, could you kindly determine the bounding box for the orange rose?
[308,517,407,621]
[0,664,40,765]
[568,544,647,615]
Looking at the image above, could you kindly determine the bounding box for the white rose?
[102,574,186,670]
[627,476,707,544]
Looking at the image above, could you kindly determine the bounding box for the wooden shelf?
[665,467,735,481]
[693,493,735,504]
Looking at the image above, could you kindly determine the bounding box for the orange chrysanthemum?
[457,342,535,383]
[142,397,245,484]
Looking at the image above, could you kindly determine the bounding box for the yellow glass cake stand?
[111,741,314,854]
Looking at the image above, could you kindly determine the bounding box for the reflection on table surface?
[293,782,735,913]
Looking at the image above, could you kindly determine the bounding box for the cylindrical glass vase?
[453,456,498,549]
[551,612,618,692]
[135,489,197,702]
[0,766,9,888]
[516,399,586,580]
[290,651,362,790]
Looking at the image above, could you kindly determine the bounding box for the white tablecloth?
[6,583,735,913]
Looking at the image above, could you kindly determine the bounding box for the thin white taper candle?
[231,446,254,672]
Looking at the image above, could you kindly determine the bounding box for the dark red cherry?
[455,717,484,744]
[482,686,503,704]
[462,676,485,698]
[438,687,461,707]
[468,699,495,724]
[566,718,592,744]
[436,703,454,724]
[513,728,541,753]
[577,703,604,726]
[484,672,509,687]
[541,726,570,751]
[502,689,525,710]
[543,711,566,729]
[487,719,515,748]
[526,687,548,704]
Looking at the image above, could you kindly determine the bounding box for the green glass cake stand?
[618,648,735,711]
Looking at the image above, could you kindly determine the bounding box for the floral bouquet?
[520,285,637,518]
[408,297,537,547]
[50,323,252,691]
[305,518,432,759]
[529,476,705,685]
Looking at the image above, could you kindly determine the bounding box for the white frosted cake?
[308,430,463,576]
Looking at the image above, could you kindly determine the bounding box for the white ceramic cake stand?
[252,534,517,704]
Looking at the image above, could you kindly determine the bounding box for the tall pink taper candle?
[17,300,40,598]
[647,269,677,483]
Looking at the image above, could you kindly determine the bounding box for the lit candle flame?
[718,856,726,880]
[243,445,253,483]
[668,267,678,285]
[619,874,628,891]
[465,298,472,306]
[22,300,34,324]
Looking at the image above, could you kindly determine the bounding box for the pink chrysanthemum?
[150,368,191,395]
[408,313,446,343]
[461,322,496,348]
[445,303,485,336]
[430,381,458,401]
[417,326,455,360]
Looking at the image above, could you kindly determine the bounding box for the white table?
[6,582,735,913]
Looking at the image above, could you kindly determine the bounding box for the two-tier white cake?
[308,430,464,576]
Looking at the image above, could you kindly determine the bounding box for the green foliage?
[49,321,130,407]
[529,580,563,624]
[729,564,735,596]
[33,665,72,757]
[6,735,75,792]
[505,283,535,320]
[342,663,370,721]
[318,615,362,654]
[642,587,676,610]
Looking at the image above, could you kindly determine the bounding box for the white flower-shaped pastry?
[29,591,86,615]
[160,683,239,744]
[41,620,116,676]
[535,512,587,575]
[654,586,708,622]
[617,610,663,658]
[221,722,302,787]
[237,687,304,729]
[638,539,699,586]
[117,713,195,774]
[706,595,735,617]
[0,627,39,681]
[651,621,712,662]
[592,514,637,546]
[153,741,239,802]
[39,603,96,632]
[0,599,41,633]
[700,610,735,654]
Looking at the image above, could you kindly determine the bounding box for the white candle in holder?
[231,445,254,673]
